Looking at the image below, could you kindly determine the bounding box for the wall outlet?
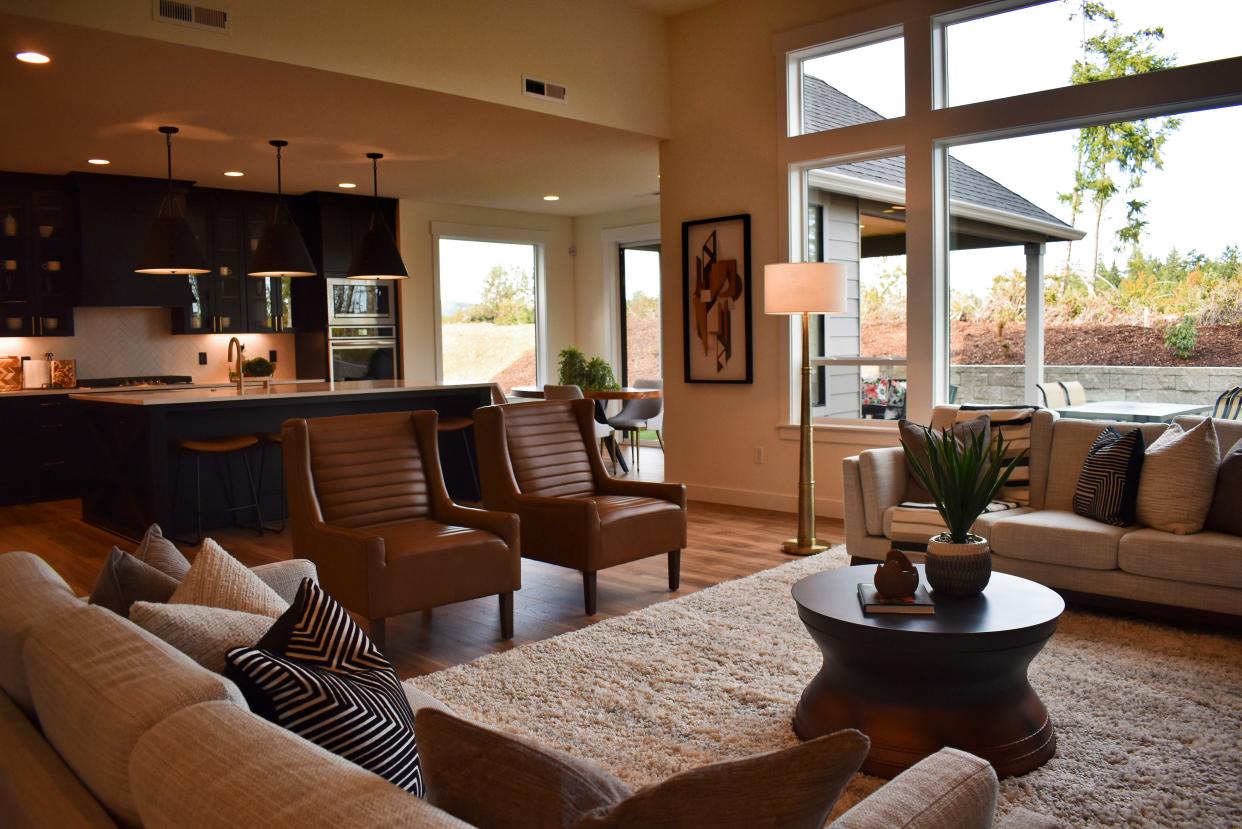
[197,352,207,365]
[269,350,277,362]
[753,446,765,464]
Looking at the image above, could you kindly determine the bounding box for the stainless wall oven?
[327,277,396,326]
[329,325,398,382]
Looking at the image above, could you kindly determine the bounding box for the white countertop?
[68,379,490,406]
[1,378,327,398]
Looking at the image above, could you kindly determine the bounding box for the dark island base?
[792,624,1056,778]
[76,385,492,542]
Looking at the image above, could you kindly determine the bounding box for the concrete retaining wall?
[949,365,1241,406]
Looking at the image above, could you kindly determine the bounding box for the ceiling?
[624,0,722,16]
[0,14,660,216]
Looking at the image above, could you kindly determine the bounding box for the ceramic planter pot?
[925,533,991,596]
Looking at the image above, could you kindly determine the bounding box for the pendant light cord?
[372,156,379,200]
[165,132,173,194]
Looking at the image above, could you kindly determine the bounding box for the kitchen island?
[71,380,493,541]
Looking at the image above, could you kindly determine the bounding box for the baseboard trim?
[686,483,844,519]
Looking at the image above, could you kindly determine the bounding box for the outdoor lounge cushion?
[882,501,1025,544]
[1118,528,1242,590]
[988,509,1131,570]
[1136,418,1220,534]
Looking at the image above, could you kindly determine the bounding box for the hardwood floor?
[0,477,843,678]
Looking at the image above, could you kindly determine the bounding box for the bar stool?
[434,384,507,502]
[171,435,264,546]
[255,431,286,532]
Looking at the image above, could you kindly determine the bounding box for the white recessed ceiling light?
[87,158,110,166]
[224,170,244,177]
[16,51,50,64]
[337,182,357,189]
[543,194,560,201]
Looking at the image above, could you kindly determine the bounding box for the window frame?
[430,222,549,388]
[776,0,1242,428]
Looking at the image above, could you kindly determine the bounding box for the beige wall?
[397,200,575,384]
[4,0,671,138]
[571,205,661,363]
[660,0,899,518]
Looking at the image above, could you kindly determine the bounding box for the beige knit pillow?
[170,539,288,618]
[1136,419,1220,534]
[129,602,273,672]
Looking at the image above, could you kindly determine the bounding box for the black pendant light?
[346,152,408,280]
[135,126,209,275]
[248,140,316,278]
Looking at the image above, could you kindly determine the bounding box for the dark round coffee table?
[791,564,1063,779]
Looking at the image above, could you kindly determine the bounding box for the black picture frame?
[681,213,752,384]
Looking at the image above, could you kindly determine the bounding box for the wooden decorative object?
[50,359,76,389]
[873,549,919,598]
[0,356,20,392]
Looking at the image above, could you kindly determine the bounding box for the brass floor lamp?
[764,262,847,556]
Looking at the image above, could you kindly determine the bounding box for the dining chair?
[1036,382,1069,409]
[283,410,521,647]
[1212,386,1242,420]
[474,399,687,615]
[1059,380,1087,406]
[606,378,663,471]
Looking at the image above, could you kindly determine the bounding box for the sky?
[804,0,1241,295]
[438,238,535,309]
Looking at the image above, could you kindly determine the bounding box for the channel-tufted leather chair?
[283,410,521,648]
[474,399,687,615]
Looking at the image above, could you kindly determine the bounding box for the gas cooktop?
[76,375,195,389]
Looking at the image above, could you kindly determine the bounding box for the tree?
[1058,0,1179,291]
[467,265,535,325]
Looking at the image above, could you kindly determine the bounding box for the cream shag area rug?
[409,547,1242,828]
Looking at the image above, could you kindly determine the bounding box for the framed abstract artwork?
[681,214,752,384]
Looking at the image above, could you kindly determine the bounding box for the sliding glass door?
[618,244,661,387]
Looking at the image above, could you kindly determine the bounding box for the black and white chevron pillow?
[226,579,423,797]
[1073,427,1145,527]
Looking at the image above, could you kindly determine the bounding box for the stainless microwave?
[327,277,396,326]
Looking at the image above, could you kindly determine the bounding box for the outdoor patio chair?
[1059,380,1087,405]
[1037,382,1069,409]
[1212,387,1242,420]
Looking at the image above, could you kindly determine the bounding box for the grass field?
[441,322,536,391]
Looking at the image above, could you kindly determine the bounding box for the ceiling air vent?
[153,0,229,32]
[522,75,567,104]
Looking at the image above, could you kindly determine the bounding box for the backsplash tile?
[0,307,301,383]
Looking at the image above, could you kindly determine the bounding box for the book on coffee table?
[856,583,935,615]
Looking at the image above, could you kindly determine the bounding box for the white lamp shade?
[763,262,847,315]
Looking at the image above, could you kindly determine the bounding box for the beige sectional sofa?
[844,407,1242,618]
[0,550,1005,829]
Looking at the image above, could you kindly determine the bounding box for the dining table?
[1056,400,1211,423]
[507,385,662,472]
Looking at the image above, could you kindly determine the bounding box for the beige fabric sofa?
[844,407,1242,617]
[0,551,1007,828]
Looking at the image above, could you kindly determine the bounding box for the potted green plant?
[557,347,618,392]
[900,425,1025,596]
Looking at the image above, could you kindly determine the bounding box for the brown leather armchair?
[474,399,686,615]
[283,410,520,647]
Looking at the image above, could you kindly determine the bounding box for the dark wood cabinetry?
[0,393,82,505]
[0,173,76,337]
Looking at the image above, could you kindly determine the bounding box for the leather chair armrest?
[596,478,687,508]
[297,522,388,615]
[829,748,997,829]
[437,504,521,556]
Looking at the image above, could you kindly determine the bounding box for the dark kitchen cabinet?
[0,393,82,505]
[0,173,76,337]
[69,173,195,308]
[173,189,299,334]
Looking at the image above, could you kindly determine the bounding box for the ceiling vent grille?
[522,76,567,104]
[154,0,229,32]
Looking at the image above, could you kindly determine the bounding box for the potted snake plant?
[900,425,1025,596]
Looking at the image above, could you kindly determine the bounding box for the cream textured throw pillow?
[129,602,273,672]
[1136,418,1220,534]
[170,539,289,618]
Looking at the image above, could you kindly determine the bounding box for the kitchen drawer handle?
[41,459,67,467]
[40,422,65,429]
[39,401,63,407]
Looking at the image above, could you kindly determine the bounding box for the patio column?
[1024,243,1045,406]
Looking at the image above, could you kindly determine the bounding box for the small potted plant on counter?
[901,424,1025,596]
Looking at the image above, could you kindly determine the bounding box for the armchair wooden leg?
[668,550,681,591]
[499,591,514,639]
[583,571,598,615]
[368,617,386,650]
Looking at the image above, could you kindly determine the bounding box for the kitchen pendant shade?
[347,212,408,279]
[248,139,317,278]
[136,126,209,275]
[135,210,209,275]
[250,214,316,277]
